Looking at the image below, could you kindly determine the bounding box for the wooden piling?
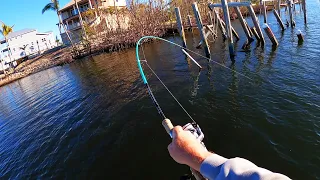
[262,1,267,23]
[231,27,240,42]
[221,20,240,41]
[187,15,193,31]
[213,9,227,40]
[251,27,261,41]
[302,0,307,24]
[263,23,279,47]
[192,2,211,57]
[245,21,253,37]
[181,49,202,69]
[175,7,187,47]
[221,0,235,58]
[234,7,254,43]
[273,10,285,30]
[247,5,265,45]
[297,30,304,44]
[298,0,302,11]
[208,12,213,25]
[287,0,295,27]
[277,0,281,16]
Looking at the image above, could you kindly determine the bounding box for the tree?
[42,0,76,48]
[0,21,14,74]
[55,35,60,46]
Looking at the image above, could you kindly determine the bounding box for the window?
[31,42,34,45]
[13,48,15,51]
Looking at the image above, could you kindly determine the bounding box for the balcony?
[67,22,82,31]
[61,5,90,21]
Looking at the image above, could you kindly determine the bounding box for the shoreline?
[0,47,74,87]
[0,4,290,87]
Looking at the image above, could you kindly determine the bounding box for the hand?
[168,126,212,171]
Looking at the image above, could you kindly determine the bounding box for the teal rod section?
[135,36,185,84]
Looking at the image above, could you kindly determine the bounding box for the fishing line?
[136,36,254,82]
[135,36,269,180]
[135,36,256,126]
[143,60,197,124]
[141,40,197,123]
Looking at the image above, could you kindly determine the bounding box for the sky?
[0,0,72,40]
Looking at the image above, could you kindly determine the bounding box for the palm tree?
[0,21,14,74]
[42,0,76,48]
[55,35,60,46]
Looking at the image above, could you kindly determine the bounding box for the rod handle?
[162,118,174,137]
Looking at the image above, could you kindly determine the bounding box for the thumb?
[172,126,183,139]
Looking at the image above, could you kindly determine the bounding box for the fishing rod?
[135,36,207,180]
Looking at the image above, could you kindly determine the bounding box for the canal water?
[0,2,319,179]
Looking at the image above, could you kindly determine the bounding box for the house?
[0,29,56,71]
[58,0,127,45]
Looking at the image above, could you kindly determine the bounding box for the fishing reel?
[162,119,207,180]
[181,123,207,180]
[182,122,205,148]
[162,119,205,143]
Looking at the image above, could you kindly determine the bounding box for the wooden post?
[245,21,253,37]
[175,7,187,48]
[247,5,265,45]
[298,0,302,12]
[277,0,281,15]
[187,15,193,31]
[221,20,240,41]
[297,30,304,44]
[262,1,267,23]
[273,10,285,30]
[208,12,213,25]
[302,0,307,24]
[221,0,235,58]
[287,0,295,27]
[234,7,254,43]
[263,23,279,47]
[192,2,210,57]
[251,27,260,41]
[231,26,240,42]
[213,9,227,40]
[181,49,202,69]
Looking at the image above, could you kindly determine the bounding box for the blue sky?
[0,0,71,40]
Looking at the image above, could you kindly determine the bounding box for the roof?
[59,0,88,12]
[0,28,36,41]
[37,31,53,35]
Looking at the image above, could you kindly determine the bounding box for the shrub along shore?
[0,3,279,87]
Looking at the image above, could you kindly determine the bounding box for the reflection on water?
[0,2,320,179]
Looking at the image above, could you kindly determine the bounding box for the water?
[1,2,319,179]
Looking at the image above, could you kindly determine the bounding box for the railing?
[62,8,89,21]
[67,23,81,30]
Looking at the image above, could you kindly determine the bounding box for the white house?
[58,0,127,45]
[0,29,56,71]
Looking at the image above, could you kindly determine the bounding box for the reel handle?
[162,118,174,137]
